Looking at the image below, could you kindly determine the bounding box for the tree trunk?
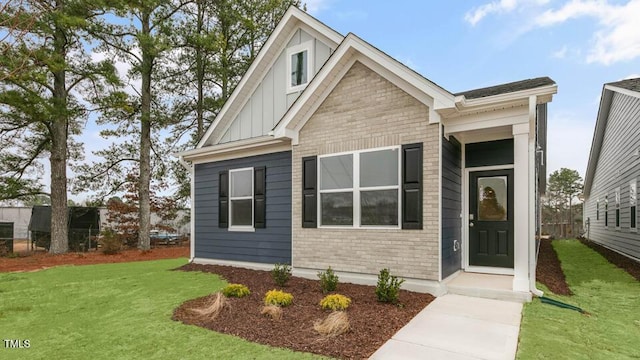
[49,1,69,254]
[138,9,152,251]
[195,0,204,139]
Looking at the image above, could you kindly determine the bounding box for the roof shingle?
[607,78,640,92]
[455,77,556,99]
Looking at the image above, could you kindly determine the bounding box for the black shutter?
[254,166,266,228]
[302,156,317,228]
[219,170,228,228]
[402,143,423,229]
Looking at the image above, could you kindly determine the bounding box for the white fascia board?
[345,35,455,107]
[180,136,290,163]
[584,88,614,197]
[454,84,558,114]
[196,6,343,149]
[605,84,640,99]
[274,33,456,138]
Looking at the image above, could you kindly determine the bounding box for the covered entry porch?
[440,87,554,299]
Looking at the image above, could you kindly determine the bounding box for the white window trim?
[229,167,255,232]
[286,40,314,94]
[615,187,621,230]
[630,180,637,232]
[317,146,401,229]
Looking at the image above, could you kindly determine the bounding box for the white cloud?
[464,0,550,26]
[469,0,640,65]
[552,45,568,59]
[623,73,640,80]
[303,0,332,14]
[535,0,640,65]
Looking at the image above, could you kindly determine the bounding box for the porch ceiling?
[446,125,513,144]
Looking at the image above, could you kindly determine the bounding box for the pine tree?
[0,0,120,253]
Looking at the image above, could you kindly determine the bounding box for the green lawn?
[0,259,324,359]
[517,240,640,359]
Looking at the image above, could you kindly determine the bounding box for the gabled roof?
[455,77,556,99]
[584,78,640,197]
[272,33,456,141]
[196,6,343,148]
[187,5,556,159]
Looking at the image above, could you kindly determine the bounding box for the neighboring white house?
[584,78,640,261]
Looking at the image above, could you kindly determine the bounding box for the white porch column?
[512,123,530,292]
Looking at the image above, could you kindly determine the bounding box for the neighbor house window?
[596,199,599,221]
[286,40,314,93]
[229,168,254,229]
[630,180,637,231]
[604,194,608,228]
[318,147,400,228]
[615,187,620,229]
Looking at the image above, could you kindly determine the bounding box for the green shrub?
[221,284,250,298]
[264,289,293,307]
[319,294,351,311]
[271,263,291,286]
[99,228,123,255]
[375,268,405,304]
[317,267,339,293]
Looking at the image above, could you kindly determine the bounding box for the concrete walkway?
[369,294,523,360]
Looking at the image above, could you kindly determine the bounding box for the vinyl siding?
[442,135,462,278]
[220,29,333,143]
[584,91,640,259]
[194,151,292,264]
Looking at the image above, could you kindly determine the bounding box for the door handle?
[469,222,474,227]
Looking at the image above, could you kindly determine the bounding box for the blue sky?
[302,0,640,178]
[68,0,640,202]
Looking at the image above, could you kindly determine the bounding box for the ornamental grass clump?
[319,294,351,311]
[264,289,293,307]
[271,263,291,286]
[313,311,350,337]
[375,268,405,304]
[260,305,283,321]
[191,292,227,320]
[221,284,250,298]
[317,267,339,293]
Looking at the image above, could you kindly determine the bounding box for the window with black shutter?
[302,156,317,228]
[402,143,423,229]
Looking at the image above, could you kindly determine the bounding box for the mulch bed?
[536,238,572,295]
[173,264,434,359]
[580,239,640,281]
[0,246,189,273]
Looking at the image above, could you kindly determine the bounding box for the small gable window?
[286,40,314,93]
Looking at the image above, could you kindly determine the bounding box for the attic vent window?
[286,40,314,93]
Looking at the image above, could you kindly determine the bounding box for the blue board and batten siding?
[194,151,292,264]
[442,135,462,279]
[584,91,640,260]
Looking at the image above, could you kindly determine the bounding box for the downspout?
[528,95,544,297]
[178,155,196,262]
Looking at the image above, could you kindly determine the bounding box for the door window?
[477,176,508,221]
